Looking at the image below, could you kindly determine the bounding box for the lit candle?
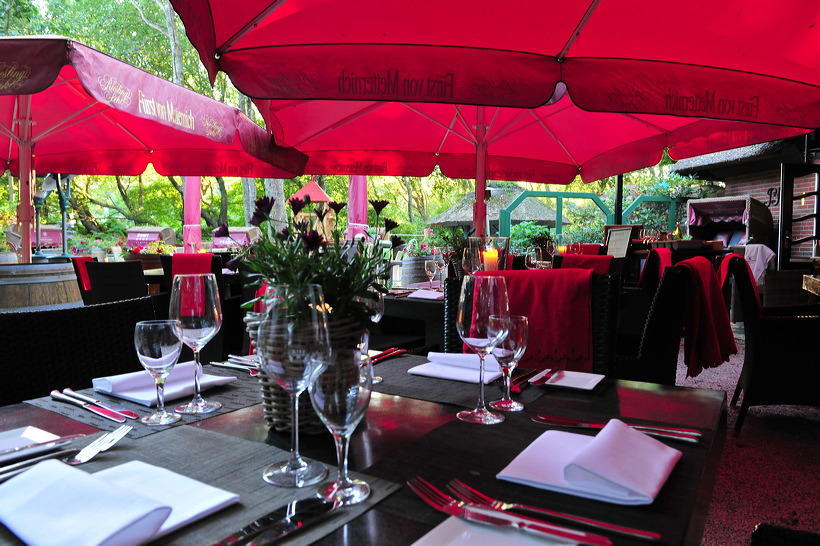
[482,248,499,270]
[557,244,568,255]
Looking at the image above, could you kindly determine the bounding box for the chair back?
[554,254,617,275]
[0,297,156,405]
[160,253,225,297]
[84,260,148,304]
[70,256,96,304]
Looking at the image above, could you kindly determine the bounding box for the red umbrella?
[171,0,820,128]
[0,36,307,262]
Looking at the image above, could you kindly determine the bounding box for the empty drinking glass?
[134,320,183,425]
[489,315,529,412]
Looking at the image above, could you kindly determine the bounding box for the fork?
[509,369,540,393]
[407,477,611,546]
[446,479,661,542]
[65,425,132,465]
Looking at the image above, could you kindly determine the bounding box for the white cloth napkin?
[0,459,239,546]
[497,419,682,505]
[407,352,501,383]
[407,289,444,300]
[92,361,237,407]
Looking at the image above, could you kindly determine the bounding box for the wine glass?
[256,284,330,487]
[524,247,543,269]
[456,275,510,425]
[169,273,223,414]
[359,287,385,385]
[433,253,446,288]
[461,247,482,275]
[309,342,373,505]
[424,259,437,290]
[489,315,529,412]
[134,320,183,425]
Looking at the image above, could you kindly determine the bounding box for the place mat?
[24,366,264,439]
[0,426,400,546]
[372,355,546,408]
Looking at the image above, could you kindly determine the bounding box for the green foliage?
[510,221,553,251]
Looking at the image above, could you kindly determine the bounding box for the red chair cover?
[71,256,94,291]
[676,256,738,377]
[718,253,762,316]
[579,243,602,255]
[559,254,614,275]
[172,253,214,316]
[475,269,594,372]
[638,248,673,293]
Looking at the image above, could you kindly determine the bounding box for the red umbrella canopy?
[171,0,820,128]
[258,91,809,184]
[0,36,307,178]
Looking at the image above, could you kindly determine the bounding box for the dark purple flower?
[314,206,327,222]
[369,199,389,215]
[224,257,240,271]
[300,230,324,252]
[255,196,274,215]
[213,223,229,238]
[294,219,310,232]
[390,235,405,248]
[250,210,267,227]
[288,197,307,216]
[383,218,399,233]
[328,201,346,214]
[278,228,290,241]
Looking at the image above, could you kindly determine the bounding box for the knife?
[50,390,127,423]
[0,448,80,484]
[372,348,407,364]
[529,368,562,386]
[535,414,703,438]
[211,362,260,376]
[531,416,700,444]
[211,497,340,545]
[62,388,139,420]
[0,434,85,457]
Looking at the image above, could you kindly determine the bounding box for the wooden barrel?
[401,256,433,286]
[0,263,83,313]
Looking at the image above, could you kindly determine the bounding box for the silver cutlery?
[529,368,562,385]
[510,369,540,393]
[447,479,661,542]
[535,414,702,438]
[211,362,260,376]
[50,390,127,423]
[531,415,701,444]
[228,354,258,366]
[211,497,340,545]
[0,448,81,483]
[0,433,86,457]
[62,389,139,420]
[407,477,612,546]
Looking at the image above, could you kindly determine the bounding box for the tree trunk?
[242,177,257,225]
[405,177,414,223]
[266,178,287,233]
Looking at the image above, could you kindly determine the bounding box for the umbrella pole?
[473,107,488,237]
[16,96,34,264]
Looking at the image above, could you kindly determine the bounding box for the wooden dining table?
[0,354,726,545]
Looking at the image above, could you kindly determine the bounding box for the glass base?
[372,376,383,385]
[141,410,182,426]
[263,459,327,488]
[457,408,505,425]
[175,399,222,414]
[489,399,524,412]
[318,478,371,506]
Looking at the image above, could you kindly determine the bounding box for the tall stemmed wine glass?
[169,273,222,414]
[424,259,437,290]
[256,284,329,487]
[456,275,510,424]
[433,252,446,288]
[461,247,482,276]
[489,315,529,412]
[309,339,373,505]
[134,320,183,425]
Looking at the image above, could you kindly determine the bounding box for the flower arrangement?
[127,240,174,255]
[68,234,125,255]
[228,195,399,328]
[401,239,434,257]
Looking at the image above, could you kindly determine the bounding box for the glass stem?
[333,432,351,485]
[502,367,513,401]
[156,378,167,413]
[191,348,204,403]
[477,355,486,411]
[289,391,303,466]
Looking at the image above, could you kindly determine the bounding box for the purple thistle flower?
[224,257,240,271]
[294,219,310,232]
[213,223,229,238]
[255,196,274,215]
[390,235,405,248]
[288,197,307,216]
[383,218,399,233]
[314,206,327,222]
[250,210,266,227]
[278,228,290,241]
[300,230,324,252]
[369,199,389,215]
[328,201,346,214]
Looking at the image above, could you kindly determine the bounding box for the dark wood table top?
[0,355,726,545]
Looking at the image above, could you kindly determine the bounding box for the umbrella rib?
[532,110,581,168]
[402,103,476,150]
[557,0,603,61]
[287,101,387,148]
[217,0,288,56]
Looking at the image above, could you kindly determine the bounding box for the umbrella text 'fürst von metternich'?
[665,88,760,120]
[337,69,454,99]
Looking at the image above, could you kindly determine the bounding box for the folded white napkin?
[497,419,682,505]
[406,280,441,289]
[407,352,501,383]
[0,459,239,546]
[407,289,444,300]
[93,361,237,407]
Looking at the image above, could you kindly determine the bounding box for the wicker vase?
[246,311,363,434]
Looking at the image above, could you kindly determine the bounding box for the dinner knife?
[0,448,80,484]
[531,416,700,444]
[62,388,139,420]
[50,390,127,423]
[372,348,407,364]
[211,497,340,545]
[529,369,561,386]
[211,362,260,376]
[0,434,85,457]
[535,414,703,438]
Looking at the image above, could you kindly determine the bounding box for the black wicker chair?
[0,296,157,405]
[726,255,820,432]
[442,273,619,376]
[84,260,148,304]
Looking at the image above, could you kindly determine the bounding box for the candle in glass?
[482,249,499,270]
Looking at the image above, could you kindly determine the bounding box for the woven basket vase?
[246,312,363,434]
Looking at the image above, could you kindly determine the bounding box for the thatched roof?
[429,186,567,228]
[672,137,807,180]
